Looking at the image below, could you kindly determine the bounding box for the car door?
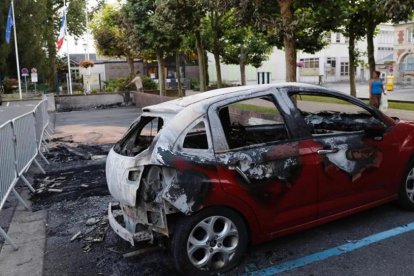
[292,91,399,218]
[208,91,320,237]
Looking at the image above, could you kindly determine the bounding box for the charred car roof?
[142,83,336,115]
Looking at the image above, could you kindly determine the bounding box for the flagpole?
[11,0,22,100]
[64,1,73,95]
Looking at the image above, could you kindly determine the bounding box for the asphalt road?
[0,100,40,125]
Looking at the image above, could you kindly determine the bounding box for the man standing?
[129,71,143,92]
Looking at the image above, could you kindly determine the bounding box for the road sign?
[31,73,38,83]
[21,68,29,77]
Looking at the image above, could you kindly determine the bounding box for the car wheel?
[171,207,248,275]
[398,159,414,210]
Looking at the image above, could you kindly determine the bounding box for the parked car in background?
[106,83,414,274]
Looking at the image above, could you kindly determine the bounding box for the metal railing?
[0,97,52,250]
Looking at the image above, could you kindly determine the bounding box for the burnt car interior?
[218,96,289,149]
[114,116,164,156]
[182,121,209,149]
[293,93,386,135]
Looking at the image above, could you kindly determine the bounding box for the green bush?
[104,78,130,92]
[104,76,159,92]
[2,77,18,94]
[142,76,158,90]
[190,78,200,91]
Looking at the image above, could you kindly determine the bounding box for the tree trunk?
[278,0,296,82]
[195,31,207,92]
[44,2,58,93]
[213,51,222,88]
[212,12,222,88]
[156,52,166,96]
[366,20,376,79]
[175,50,183,97]
[127,57,135,79]
[348,31,357,97]
[240,46,246,85]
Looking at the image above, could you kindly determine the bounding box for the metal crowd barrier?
[0,97,52,250]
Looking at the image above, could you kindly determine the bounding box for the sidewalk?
[0,190,46,276]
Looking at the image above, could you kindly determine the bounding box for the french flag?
[57,11,66,50]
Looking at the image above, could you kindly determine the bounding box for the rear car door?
[208,90,320,237]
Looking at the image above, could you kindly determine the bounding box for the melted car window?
[115,116,164,156]
[183,121,209,149]
[294,94,385,134]
[218,96,288,149]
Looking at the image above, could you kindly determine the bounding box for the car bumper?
[108,202,153,246]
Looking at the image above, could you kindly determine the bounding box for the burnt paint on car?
[315,135,383,181]
[216,142,302,196]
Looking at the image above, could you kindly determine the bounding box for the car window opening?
[293,94,386,135]
[183,121,209,149]
[218,96,289,149]
[114,116,164,156]
[301,111,385,134]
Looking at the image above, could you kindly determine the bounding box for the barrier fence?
[0,97,51,250]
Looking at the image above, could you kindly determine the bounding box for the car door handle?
[228,163,251,185]
[317,148,339,155]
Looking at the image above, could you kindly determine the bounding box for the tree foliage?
[90,4,140,78]
[239,0,347,81]
[125,0,181,95]
[220,11,272,85]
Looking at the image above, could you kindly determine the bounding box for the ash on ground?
[31,139,177,276]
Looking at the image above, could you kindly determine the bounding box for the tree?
[43,0,87,91]
[241,0,346,82]
[360,0,414,78]
[153,0,209,91]
[126,0,181,96]
[221,14,272,85]
[90,4,140,78]
[340,0,367,96]
[201,1,236,88]
[0,0,49,81]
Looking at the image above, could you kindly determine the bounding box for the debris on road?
[86,217,100,226]
[48,189,63,193]
[122,247,162,259]
[70,231,82,242]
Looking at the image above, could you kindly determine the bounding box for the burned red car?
[106,83,414,274]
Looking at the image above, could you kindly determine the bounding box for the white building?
[208,24,395,85]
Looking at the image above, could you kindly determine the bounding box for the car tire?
[398,159,414,210]
[171,207,248,275]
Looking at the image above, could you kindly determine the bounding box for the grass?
[232,95,414,113]
[298,95,414,111]
[3,92,44,101]
[233,103,279,114]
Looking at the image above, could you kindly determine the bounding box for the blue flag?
[5,5,14,44]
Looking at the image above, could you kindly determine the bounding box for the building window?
[300,58,319,69]
[379,30,394,44]
[336,33,341,43]
[407,28,413,43]
[340,62,349,76]
[326,57,336,68]
[400,54,414,72]
[324,33,332,43]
